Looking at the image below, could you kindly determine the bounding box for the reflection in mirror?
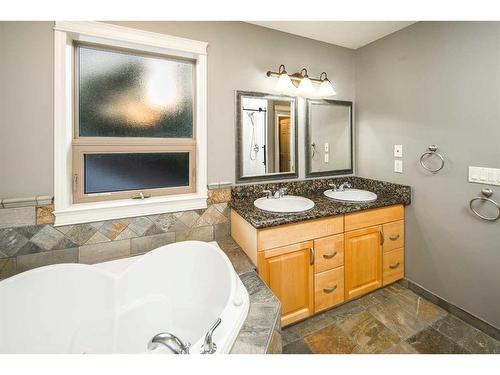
[306,100,353,177]
[236,91,298,182]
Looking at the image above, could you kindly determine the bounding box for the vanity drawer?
[383,248,404,286]
[344,205,404,232]
[258,215,343,251]
[314,267,344,313]
[383,220,404,252]
[314,234,344,273]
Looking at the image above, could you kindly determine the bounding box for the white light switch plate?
[394,159,403,173]
[324,154,329,163]
[324,143,329,152]
[469,166,500,186]
[394,145,403,157]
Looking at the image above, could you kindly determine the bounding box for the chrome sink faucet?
[148,332,191,354]
[329,182,352,191]
[338,182,352,191]
[274,187,287,198]
[262,188,287,199]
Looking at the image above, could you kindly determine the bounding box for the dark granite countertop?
[230,176,411,229]
[216,237,281,354]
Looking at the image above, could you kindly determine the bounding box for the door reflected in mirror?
[236,91,298,182]
[306,100,353,177]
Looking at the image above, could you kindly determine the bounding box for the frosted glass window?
[78,45,194,138]
[84,153,190,194]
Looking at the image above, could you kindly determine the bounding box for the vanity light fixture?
[266,65,336,97]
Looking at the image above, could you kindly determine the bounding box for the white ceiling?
[248,21,416,49]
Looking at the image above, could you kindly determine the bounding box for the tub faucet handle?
[201,318,222,354]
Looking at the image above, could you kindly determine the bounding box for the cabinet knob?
[389,234,400,241]
[389,262,400,269]
[323,285,338,293]
[323,251,337,259]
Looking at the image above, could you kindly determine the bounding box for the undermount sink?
[254,195,315,213]
[324,188,377,203]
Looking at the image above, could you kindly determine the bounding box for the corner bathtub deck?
[216,237,281,354]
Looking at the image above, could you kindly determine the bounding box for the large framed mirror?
[236,91,298,183]
[306,99,353,177]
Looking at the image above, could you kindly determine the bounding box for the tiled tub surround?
[217,237,281,354]
[230,176,411,228]
[0,188,231,278]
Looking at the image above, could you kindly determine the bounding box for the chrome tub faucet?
[148,332,191,354]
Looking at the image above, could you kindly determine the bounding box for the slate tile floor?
[282,283,500,354]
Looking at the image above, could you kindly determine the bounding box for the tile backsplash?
[0,188,231,279]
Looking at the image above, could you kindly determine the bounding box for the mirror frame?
[235,90,299,183]
[305,99,354,178]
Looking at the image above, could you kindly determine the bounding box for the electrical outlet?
[324,143,329,152]
[394,159,403,173]
[394,145,403,157]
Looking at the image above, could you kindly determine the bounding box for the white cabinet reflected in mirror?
[306,99,353,177]
[236,91,298,183]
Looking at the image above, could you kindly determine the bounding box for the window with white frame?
[53,22,208,226]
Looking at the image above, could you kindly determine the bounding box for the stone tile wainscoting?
[0,188,231,279]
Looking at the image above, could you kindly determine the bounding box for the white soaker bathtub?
[0,241,249,354]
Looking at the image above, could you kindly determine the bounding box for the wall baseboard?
[404,279,500,341]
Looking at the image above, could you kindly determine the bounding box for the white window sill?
[53,193,208,226]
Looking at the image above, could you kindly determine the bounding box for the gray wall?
[356,22,500,328]
[0,21,355,198]
[0,22,54,198]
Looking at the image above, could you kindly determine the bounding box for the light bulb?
[298,76,314,96]
[276,72,295,93]
[319,79,336,97]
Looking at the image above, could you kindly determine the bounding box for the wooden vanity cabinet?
[258,241,314,326]
[231,204,405,326]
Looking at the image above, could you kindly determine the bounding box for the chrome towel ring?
[420,145,445,173]
[469,188,500,222]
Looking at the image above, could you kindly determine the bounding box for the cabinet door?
[344,226,382,300]
[259,241,314,326]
